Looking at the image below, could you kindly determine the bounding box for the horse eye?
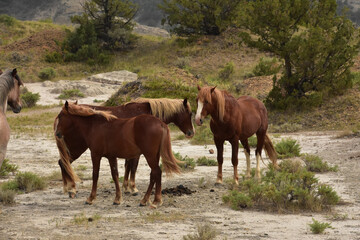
[204,100,208,104]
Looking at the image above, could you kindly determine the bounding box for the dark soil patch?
[161,185,196,196]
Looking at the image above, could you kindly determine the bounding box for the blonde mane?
[128,98,190,121]
[198,87,225,122]
[64,102,117,121]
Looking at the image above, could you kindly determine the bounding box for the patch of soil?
[1,29,66,53]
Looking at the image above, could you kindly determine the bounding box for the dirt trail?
[0,131,359,239]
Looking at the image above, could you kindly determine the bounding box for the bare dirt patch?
[1,131,360,240]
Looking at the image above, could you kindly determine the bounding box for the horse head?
[195,85,224,126]
[8,69,23,113]
[172,98,195,138]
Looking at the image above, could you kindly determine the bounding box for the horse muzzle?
[186,129,195,138]
[195,117,203,126]
[11,105,22,113]
[55,132,63,139]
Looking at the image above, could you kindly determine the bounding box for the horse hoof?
[68,192,77,199]
[214,182,222,187]
[85,201,92,205]
[149,204,157,209]
[113,202,120,206]
[132,192,139,196]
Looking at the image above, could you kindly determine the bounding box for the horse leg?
[139,169,156,207]
[151,165,162,208]
[129,157,139,195]
[214,136,225,185]
[86,154,101,205]
[240,139,251,179]
[108,157,121,205]
[0,145,7,172]
[230,138,240,185]
[255,132,266,181]
[123,159,131,194]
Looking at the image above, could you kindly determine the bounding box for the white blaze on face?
[195,99,204,125]
[54,118,59,135]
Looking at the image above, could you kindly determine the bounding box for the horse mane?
[64,102,118,121]
[0,70,16,106]
[128,98,190,121]
[198,87,226,122]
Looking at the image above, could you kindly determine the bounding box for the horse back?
[83,102,151,119]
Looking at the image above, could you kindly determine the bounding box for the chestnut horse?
[195,86,277,184]
[56,98,194,197]
[0,69,23,169]
[54,101,181,207]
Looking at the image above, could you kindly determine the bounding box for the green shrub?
[45,51,63,63]
[253,58,281,76]
[174,152,196,171]
[183,224,218,240]
[223,163,339,212]
[15,172,47,192]
[0,14,17,26]
[38,67,56,80]
[1,180,19,191]
[275,138,301,159]
[21,90,40,108]
[317,184,340,205]
[2,172,47,193]
[58,89,85,99]
[0,159,18,176]
[302,154,338,172]
[0,189,16,204]
[222,190,253,210]
[309,218,332,234]
[218,62,234,81]
[196,157,217,166]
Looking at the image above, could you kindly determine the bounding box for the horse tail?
[159,124,181,175]
[263,134,279,168]
[55,136,81,187]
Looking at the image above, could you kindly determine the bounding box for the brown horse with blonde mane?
[54,101,181,207]
[56,98,193,198]
[195,86,277,184]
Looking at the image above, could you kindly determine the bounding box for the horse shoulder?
[0,115,10,144]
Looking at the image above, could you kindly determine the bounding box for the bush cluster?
[222,162,339,212]
[38,67,56,80]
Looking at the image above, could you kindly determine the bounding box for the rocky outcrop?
[87,70,138,85]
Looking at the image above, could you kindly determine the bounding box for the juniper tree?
[72,0,138,49]
[239,0,360,110]
[159,0,242,36]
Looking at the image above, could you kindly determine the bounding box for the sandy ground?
[0,130,359,240]
[1,79,360,239]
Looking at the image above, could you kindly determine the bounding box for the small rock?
[209,149,214,154]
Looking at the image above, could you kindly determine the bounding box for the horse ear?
[11,68,17,77]
[197,85,201,91]
[75,100,78,105]
[183,98,188,107]
[65,101,69,111]
[211,86,217,93]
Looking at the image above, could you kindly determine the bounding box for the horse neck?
[0,83,10,114]
[210,93,236,123]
